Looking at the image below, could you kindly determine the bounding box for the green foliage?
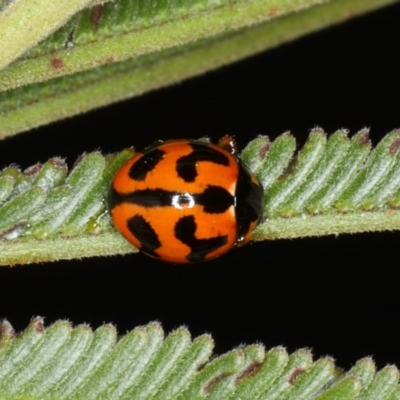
[0,128,400,265]
[0,0,346,87]
[0,2,399,398]
[0,319,398,399]
[0,0,396,139]
[1,130,400,265]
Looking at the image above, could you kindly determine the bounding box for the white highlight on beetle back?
[172,193,195,209]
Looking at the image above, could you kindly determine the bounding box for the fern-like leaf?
[0,319,398,399]
[0,129,400,266]
[0,0,396,139]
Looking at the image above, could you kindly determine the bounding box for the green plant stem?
[0,0,396,139]
[253,209,400,240]
[0,0,94,71]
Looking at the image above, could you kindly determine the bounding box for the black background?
[1,2,400,373]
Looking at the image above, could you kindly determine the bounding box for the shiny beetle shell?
[108,139,263,263]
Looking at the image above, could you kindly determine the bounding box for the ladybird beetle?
[108,137,263,263]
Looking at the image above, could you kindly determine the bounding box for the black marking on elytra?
[175,216,228,262]
[176,143,230,182]
[129,149,165,181]
[122,188,177,207]
[197,186,234,213]
[235,161,264,242]
[116,186,234,214]
[108,186,120,211]
[127,215,161,257]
